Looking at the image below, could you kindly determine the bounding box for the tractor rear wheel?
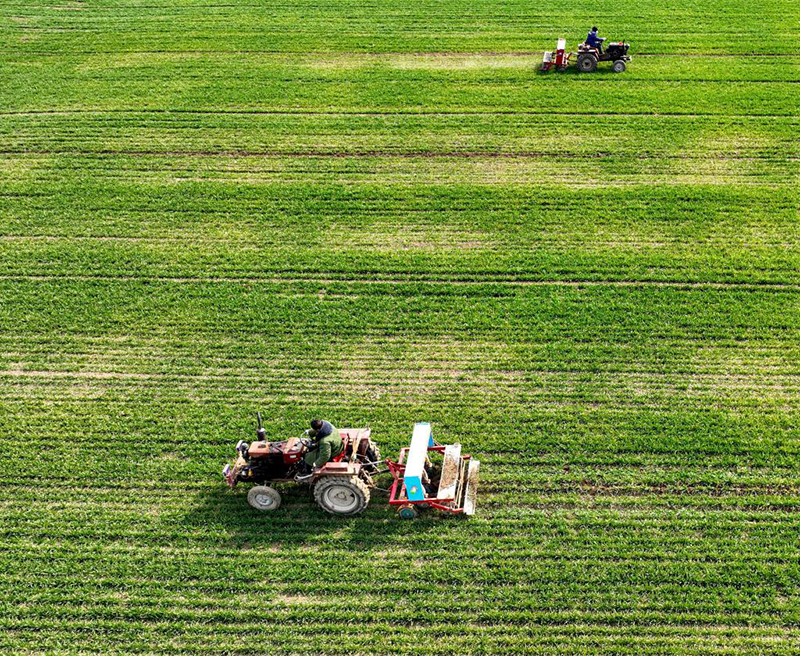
[247,485,282,511]
[577,54,598,73]
[612,59,626,73]
[314,476,370,515]
[364,442,382,473]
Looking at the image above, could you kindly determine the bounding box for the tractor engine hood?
[247,436,306,465]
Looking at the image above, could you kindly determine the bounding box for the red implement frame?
[386,444,473,514]
[541,38,571,71]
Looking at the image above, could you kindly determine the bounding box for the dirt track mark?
[2,109,799,119]
[10,49,800,58]
[0,149,790,161]
[484,481,800,498]
[1,273,798,290]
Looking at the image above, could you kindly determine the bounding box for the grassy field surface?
[1,0,799,653]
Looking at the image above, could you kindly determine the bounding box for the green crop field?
[1,0,799,653]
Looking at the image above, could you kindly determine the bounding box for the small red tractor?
[576,40,631,73]
[222,418,480,518]
[541,37,631,73]
[223,414,382,515]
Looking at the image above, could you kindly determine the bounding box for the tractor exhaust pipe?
[255,412,267,441]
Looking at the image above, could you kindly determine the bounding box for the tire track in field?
[8,50,800,57]
[1,149,794,161]
[2,109,800,119]
[1,273,798,290]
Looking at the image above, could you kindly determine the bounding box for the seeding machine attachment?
[541,38,571,71]
[387,422,480,519]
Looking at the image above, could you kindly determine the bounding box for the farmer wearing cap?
[303,419,343,469]
[585,26,605,52]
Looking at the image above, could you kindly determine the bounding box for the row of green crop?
[2,280,798,341]
[1,168,799,282]
[2,0,798,55]
[2,113,798,159]
[0,599,797,627]
[2,367,796,400]
[3,522,799,566]
[4,154,795,191]
[2,545,797,594]
[2,240,799,283]
[5,53,800,83]
[3,375,796,421]
[1,522,797,592]
[4,416,797,473]
[0,387,797,457]
[4,178,796,235]
[4,60,800,114]
[4,494,800,533]
[0,620,795,656]
[6,453,800,488]
[2,343,797,383]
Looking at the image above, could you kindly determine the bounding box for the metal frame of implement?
[541,38,570,71]
[387,422,480,516]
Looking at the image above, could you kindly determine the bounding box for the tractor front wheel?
[247,485,282,511]
[577,54,598,73]
[612,59,626,73]
[314,476,370,515]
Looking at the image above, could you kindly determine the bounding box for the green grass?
[1,0,799,654]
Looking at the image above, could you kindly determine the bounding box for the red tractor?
[223,414,382,515]
[541,38,631,73]
[576,41,631,73]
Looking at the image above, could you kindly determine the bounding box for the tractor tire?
[247,485,282,511]
[364,442,382,473]
[577,54,598,73]
[314,476,370,516]
[612,59,626,73]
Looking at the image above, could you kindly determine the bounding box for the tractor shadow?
[537,66,620,77]
[183,479,450,551]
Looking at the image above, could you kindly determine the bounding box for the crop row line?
[3,149,799,161]
[6,49,800,57]
[5,544,799,567]
[1,273,798,290]
[1,370,796,385]
[2,612,797,630]
[3,550,798,568]
[4,366,799,384]
[2,390,793,412]
[2,109,799,119]
[4,484,799,503]
[1,355,796,378]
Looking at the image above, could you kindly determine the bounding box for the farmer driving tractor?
[303,419,343,470]
[585,26,605,52]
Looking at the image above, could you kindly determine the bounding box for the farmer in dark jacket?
[586,27,605,52]
[303,419,343,469]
